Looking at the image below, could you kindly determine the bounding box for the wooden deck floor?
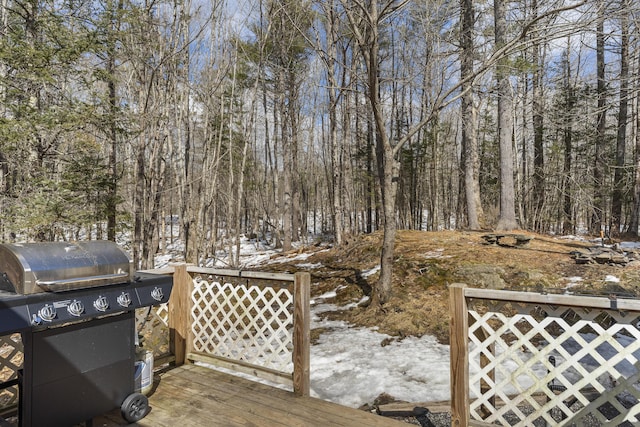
[93,364,408,427]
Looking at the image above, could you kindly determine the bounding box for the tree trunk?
[627,38,640,235]
[291,73,301,243]
[324,1,344,245]
[280,66,293,252]
[460,0,482,230]
[366,100,375,234]
[592,0,606,235]
[106,69,117,242]
[133,130,145,269]
[531,0,545,232]
[562,46,575,235]
[367,2,398,306]
[339,0,398,305]
[612,1,629,236]
[105,0,123,242]
[374,135,399,306]
[494,0,518,231]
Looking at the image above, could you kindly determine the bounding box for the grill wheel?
[121,392,149,423]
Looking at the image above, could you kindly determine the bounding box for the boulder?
[455,264,506,290]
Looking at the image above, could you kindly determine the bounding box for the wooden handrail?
[463,286,640,310]
[187,266,297,282]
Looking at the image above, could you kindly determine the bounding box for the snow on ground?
[620,241,640,249]
[156,236,452,408]
[563,276,584,289]
[361,265,381,278]
[309,303,451,407]
[155,234,639,409]
[234,243,452,405]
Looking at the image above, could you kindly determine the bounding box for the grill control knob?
[117,292,132,307]
[151,287,164,302]
[93,296,109,312]
[67,300,84,317]
[38,304,57,322]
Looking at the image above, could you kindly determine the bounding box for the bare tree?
[312,0,346,245]
[494,0,518,231]
[460,0,483,230]
[612,0,630,236]
[592,0,607,235]
[102,0,125,242]
[627,19,640,235]
[531,0,546,232]
[335,0,590,304]
[560,45,576,235]
[338,0,407,305]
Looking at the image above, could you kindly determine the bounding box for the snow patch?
[361,265,380,278]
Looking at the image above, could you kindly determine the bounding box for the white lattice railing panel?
[467,297,640,426]
[136,304,170,357]
[191,277,295,373]
[0,334,22,410]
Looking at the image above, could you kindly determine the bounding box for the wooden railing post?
[292,272,310,397]
[450,283,470,427]
[169,263,192,366]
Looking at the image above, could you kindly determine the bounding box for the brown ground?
[261,230,640,344]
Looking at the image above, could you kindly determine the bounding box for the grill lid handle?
[36,272,131,292]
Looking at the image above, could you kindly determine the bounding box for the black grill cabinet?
[0,242,173,426]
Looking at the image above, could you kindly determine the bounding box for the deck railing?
[169,264,311,397]
[450,283,640,426]
[0,263,311,418]
[0,334,21,417]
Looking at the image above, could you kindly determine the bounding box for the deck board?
[93,365,407,427]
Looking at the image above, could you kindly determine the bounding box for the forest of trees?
[0,0,638,302]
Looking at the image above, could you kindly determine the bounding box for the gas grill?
[0,241,173,426]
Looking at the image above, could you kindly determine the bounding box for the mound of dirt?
[263,230,640,344]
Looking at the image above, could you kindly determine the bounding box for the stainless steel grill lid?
[0,241,132,295]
